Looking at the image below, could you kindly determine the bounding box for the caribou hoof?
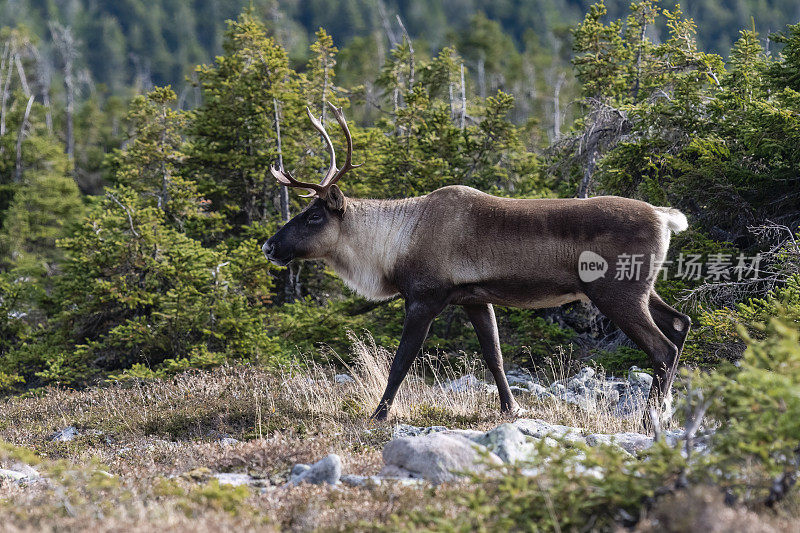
[501,403,527,418]
[369,409,389,422]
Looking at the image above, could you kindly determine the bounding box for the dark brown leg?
[371,299,445,421]
[585,287,679,428]
[463,303,519,414]
[648,290,691,389]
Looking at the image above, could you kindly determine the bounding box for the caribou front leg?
[371,299,445,421]
[463,303,520,415]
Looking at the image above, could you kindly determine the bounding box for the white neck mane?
[325,197,419,301]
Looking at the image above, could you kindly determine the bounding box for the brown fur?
[265,185,690,429]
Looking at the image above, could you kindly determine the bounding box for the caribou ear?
[324,184,347,214]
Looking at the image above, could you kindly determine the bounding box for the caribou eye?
[307,212,323,224]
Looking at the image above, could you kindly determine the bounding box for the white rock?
[392,424,448,439]
[0,469,28,482]
[213,473,254,487]
[287,454,341,486]
[513,419,585,444]
[290,464,310,477]
[628,367,653,390]
[473,423,537,464]
[380,433,502,484]
[334,374,355,384]
[585,432,654,454]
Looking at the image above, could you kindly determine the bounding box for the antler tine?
[269,165,321,198]
[321,102,363,188]
[305,106,338,186]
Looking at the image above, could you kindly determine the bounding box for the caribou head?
[262,103,361,267]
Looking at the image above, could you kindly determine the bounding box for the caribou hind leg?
[584,285,679,430]
[371,298,445,421]
[648,290,691,397]
[464,303,520,414]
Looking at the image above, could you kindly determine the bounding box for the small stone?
[183,467,212,481]
[334,374,355,384]
[213,472,254,487]
[340,474,370,487]
[49,426,79,442]
[288,454,341,486]
[219,437,240,446]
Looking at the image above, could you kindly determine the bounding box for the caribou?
[263,103,691,426]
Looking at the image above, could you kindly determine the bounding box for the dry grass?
[0,335,676,531]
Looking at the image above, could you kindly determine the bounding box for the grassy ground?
[0,337,795,531]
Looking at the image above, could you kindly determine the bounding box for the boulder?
[585,432,654,454]
[513,419,585,445]
[628,366,653,390]
[393,424,448,439]
[287,454,341,486]
[0,469,28,482]
[473,423,536,464]
[380,433,502,484]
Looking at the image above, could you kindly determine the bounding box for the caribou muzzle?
[262,238,293,267]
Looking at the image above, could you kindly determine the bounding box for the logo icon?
[578,251,607,282]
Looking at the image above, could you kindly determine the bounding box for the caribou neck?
[325,197,419,301]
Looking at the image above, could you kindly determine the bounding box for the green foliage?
[401,439,685,531]
[187,479,251,515]
[695,312,800,500]
[592,346,649,375]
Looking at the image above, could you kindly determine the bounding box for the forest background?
[0,0,799,394]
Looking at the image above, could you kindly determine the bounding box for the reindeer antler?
[270,102,362,198]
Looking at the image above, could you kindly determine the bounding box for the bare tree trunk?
[14,53,30,97]
[376,0,399,48]
[64,59,74,158]
[320,59,329,125]
[15,95,34,182]
[460,63,467,130]
[273,98,289,223]
[273,96,296,302]
[577,150,597,199]
[477,56,486,98]
[0,46,14,137]
[396,15,414,87]
[553,72,566,141]
[632,17,647,100]
[43,90,52,134]
[158,106,169,212]
[50,23,77,159]
[448,82,455,121]
[30,45,53,134]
